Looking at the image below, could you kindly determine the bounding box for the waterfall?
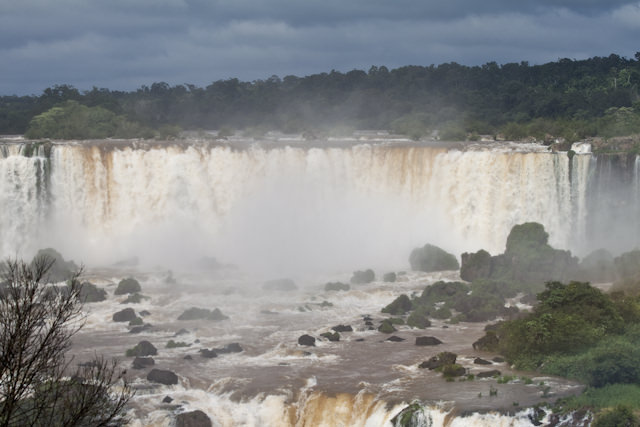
[0,140,602,272]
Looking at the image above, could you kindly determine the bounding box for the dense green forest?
[2,53,640,142]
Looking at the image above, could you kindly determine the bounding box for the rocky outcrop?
[113,308,137,322]
[298,334,316,346]
[381,294,412,315]
[418,352,457,369]
[132,357,155,369]
[324,282,350,291]
[476,369,501,378]
[126,340,157,357]
[147,369,178,385]
[331,325,353,332]
[175,410,212,427]
[415,336,442,346]
[383,272,397,282]
[76,281,107,303]
[350,269,375,284]
[199,349,218,358]
[473,357,492,365]
[320,332,340,341]
[114,277,141,295]
[409,244,459,272]
[460,249,492,282]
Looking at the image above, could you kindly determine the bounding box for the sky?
[2,0,640,96]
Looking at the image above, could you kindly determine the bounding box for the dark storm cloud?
[1,0,640,95]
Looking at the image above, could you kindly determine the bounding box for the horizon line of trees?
[3,52,640,142]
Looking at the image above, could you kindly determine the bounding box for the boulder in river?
[114,277,141,295]
[409,244,459,272]
[175,410,212,427]
[177,307,229,321]
[350,269,375,284]
[298,334,316,346]
[147,368,178,385]
[126,340,157,357]
[132,357,155,370]
[415,336,442,346]
[112,308,137,322]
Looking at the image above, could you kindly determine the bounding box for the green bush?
[409,244,459,272]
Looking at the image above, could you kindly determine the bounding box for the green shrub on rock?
[381,294,412,315]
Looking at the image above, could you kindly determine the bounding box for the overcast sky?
[2,0,640,95]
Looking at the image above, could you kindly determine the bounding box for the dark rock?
[383,272,397,282]
[419,352,457,369]
[199,349,218,358]
[139,310,151,316]
[492,357,505,363]
[355,338,365,342]
[409,244,459,272]
[175,410,212,427]
[298,334,316,346]
[350,269,375,284]
[476,369,501,378]
[474,357,492,365]
[129,317,143,326]
[126,340,157,357]
[407,312,431,329]
[363,315,373,321]
[378,320,396,334]
[113,308,137,322]
[147,369,178,385]
[76,281,107,303]
[382,294,412,315]
[324,282,350,292]
[415,336,442,346]
[175,329,190,336]
[114,277,142,295]
[473,331,499,351]
[213,343,243,354]
[320,332,340,342]
[162,396,173,404]
[33,248,78,283]
[331,325,353,333]
[262,278,297,291]
[178,307,228,321]
[364,321,373,326]
[132,357,155,369]
[184,355,193,360]
[460,249,492,282]
[129,324,152,334]
[386,336,405,342]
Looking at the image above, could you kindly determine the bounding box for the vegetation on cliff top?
[3,53,640,142]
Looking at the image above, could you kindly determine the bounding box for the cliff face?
[0,139,633,270]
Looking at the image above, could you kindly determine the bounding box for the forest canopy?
[2,53,640,141]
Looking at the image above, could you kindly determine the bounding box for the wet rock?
[126,340,157,357]
[139,310,151,317]
[363,315,373,321]
[378,320,396,334]
[474,357,492,365]
[132,357,155,369]
[418,352,457,369]
[476,369,501,378]
[383,272,397,282]
[177,307,228,321]
[113,308,137,322]
[415,336,442,346]
[320,332,340,342]
[460,249,492,282]
[33,248,78,283]
[213,343,243,354]
[324,282,350,291]
[114,277,141,295]
[409,244,459,272]
[162,396,173,404]
[184,355,193,360]
[355,338,365,342]
[298,334,316,346]
[492,357,505,363]
[199,349,218,358]
[174,328,190,336]
[76,281,107,303]
[386,336,405,342]
[262,278,297,291]
[331,325,353,332]
[364,321,374,326]
[175,410,212,427]
[121,293,148,304]
[442,364,466,377]
[129,324,152,334]
[147,369,178,385]
[350,269,375,284]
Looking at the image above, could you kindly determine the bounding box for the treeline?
[2,53,640,141]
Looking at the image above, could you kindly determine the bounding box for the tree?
[0,256,131,426]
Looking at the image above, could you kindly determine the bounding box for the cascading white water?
[0,140,590,273]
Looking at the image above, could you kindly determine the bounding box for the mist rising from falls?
[0,140,613,274]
